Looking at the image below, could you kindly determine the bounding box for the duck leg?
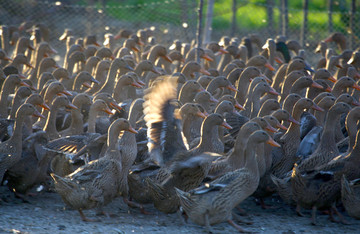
[228,219,249,233]
[311,206,317,225]
[204,212,214,233]
[78,209,99,222]
[332,205,350,225]
[232,212,253,225]
[259,198,278,209]
[296,204,305,217]
[123,197,150,214]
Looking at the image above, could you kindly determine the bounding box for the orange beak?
[28,45,35,51]
[289,116,300,125]
[103,106,114,115]
[234,102,245,110]
[276,123,288,131]
[311,82,324,89]
[268,87,279,96]
[275,57,284,64]
[94,42,101,47]
[110,55,116,60]
[352,83,360,91]
[162,55,173,63]
[264,62,276,71]
[33,110,45,119]
[311,103,324,112]
[82,82,92,88]
[39,103,50,111]
[26,63,35,69]
[200,68,211,76]
[325,86,332,92]
[221,121,233,130]
[226,84,238,92]
[60,90,72,96]
[66,103,78,110]
[109,102,123,111]
[3,56,13,61]
[196,111,207,119]
[127,126,138,134]
[19,81,31,88]
[265,125,278,133]
[266,138,281,147]
[218,48,229,54]
[328,76,337,83]
[201,54,214,62]
[132,46,140,52]
[137,80,146,86]
[131,82,143,88]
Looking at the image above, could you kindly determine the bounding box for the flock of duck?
[1,21,360,232]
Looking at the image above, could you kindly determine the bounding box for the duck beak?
[276,123,288,131]
[289,116,300,125]
[265,125,278,133]
[103,106,114,115]
[125,64,134,71]
[201,54,214,62]
[311,103,324,112]
[210,96,219,103]
[109,101,123,111]
[203,111,210,117]
[60,90,72,96]
[162,55,173,63]
[311,82,324,89]
[352,83,360,91]
[91,78,100,84]
[268,87,279,96]
[352,100,360,106]
[94,42,101,47]
[19,81,31,88]
[151,67,160,74]
[264,76,272,84]
[234,102,245,110]
[110,55,115,60]
[137,40,144,46]
[132,46,140,52]
[18,73,26,79]
[137,80,146,86]
[275,57,284,64]
[82,82,92,88]
[196,111,207,119]
[264,62,276,71]
[335,63,343,69]
[66,103,78,110]
[266,138,281,147]
[226,84,238,92]
[304,64,315,73]
[199,68,211,76]
[53,64,61,69]
[114,34,122,40]
[49,47,58,54]
[328,76,337,83]
[38,103,50,111]
[325,86,332,92]
[26,63,34,69]
[127,126,138,134]
[33,110,45,119]
[323,36,333,43]
[218,48,229,54]
[221,121,233,130]
[131,82,143,88]
[3,56,13,61]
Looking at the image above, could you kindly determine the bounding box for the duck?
[341,176,360,219]
[51,118,137,222]
[175,130,280,233]
[0,103,44,183]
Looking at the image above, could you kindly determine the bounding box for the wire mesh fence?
[0,0,359,65]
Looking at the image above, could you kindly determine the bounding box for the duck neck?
[113,79,129,103]
[244,140,260,178]
[43,104,60,138]
[0,82,16,118]
[69,109,84,135]
[107,128,119,150]
[318,109,340,150]
[98,63,118,94]
[87,107,99,134]
[9,113,25,144]
[272,64,288,92]
[346,112,360,149]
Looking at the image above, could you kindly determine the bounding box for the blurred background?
[0,0,359,63]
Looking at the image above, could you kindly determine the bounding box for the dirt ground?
[1,186,360,234]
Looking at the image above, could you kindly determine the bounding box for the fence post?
[204,0,215,44]
[328,0,333,33]
[350,0,356,49]
[266,0,274,36]
[301,0,308,47]
[230,0,237,37]
[281,0,288,37]
[196,0,204,64]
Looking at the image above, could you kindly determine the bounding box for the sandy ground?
[1,185,360,234]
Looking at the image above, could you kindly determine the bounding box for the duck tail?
[50,173,76,194]
[174,187,194,212]
[146,177,167,200]
[341,175,354,202]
